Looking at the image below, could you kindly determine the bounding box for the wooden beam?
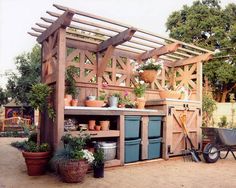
[174,53,213,67]
[138,42,181,60]
[97,46,115,77]
[97,28,136,52]
[37,10,75,43]
[31,27,44,33]
[28,32,40,37]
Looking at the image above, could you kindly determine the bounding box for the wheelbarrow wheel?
[203,143,220,163]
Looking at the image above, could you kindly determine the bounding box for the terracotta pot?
[136,97,146,109]
[64,98,71,106]
[159,90,181,99]
[59,160,89,183]
[100,121,110,131]
[71,99,78,106]
[139,70,158,83]
[85,100,104,107]
[65,94,72,101]
[22,151,50,176]
[95,125,101,131]
[88,120,96,130]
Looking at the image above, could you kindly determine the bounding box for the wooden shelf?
[69,130,120,138]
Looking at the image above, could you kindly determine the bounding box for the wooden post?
[118,115,125,165]
[196,62,202,101]
[141,116,148,160]
[54,28,66,149]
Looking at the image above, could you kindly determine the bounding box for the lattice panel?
[42,31,58,84]
[102,56,133,87]
[66,49,97,83]
[175,64,197,90]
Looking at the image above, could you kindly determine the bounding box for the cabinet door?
[166,106,201,157]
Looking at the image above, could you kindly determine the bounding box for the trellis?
[29,4,213,148]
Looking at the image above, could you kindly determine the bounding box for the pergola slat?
[138,42,181,61]
[37,10,75,43]
[97,27,136,52]
[53,4,212,54]
[174,53,213,67]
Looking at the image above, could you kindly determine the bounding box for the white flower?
[139,80,145,85]
[82,149,94,163]
[139,70,144,73]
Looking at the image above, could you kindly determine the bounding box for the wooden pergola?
[29,4,213,157]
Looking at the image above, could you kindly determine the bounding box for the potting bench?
[29,4,213,166]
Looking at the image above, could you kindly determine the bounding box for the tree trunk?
[221,89,228,103]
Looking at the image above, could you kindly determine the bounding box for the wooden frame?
[29,4,213,165]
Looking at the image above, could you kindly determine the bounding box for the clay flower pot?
[139,70,159,83]
[159,90,181,99]
[95,125,101,131]
[71,99,78,106]
[85,100,104,107]
[100,121,110,131]
[88,120,96,130]
[22,151,51,176]
[136,97,146,109]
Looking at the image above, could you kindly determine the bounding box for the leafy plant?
[202,93,217,127]
[29,83,55,120]
[218,115,228,128]
[93,148,104,167]
[23,141,50,152]
[65,66,80,99]
[60,132,94,163]
[136,58,162,72]
[98,90,107,101]
[134,81,146,98]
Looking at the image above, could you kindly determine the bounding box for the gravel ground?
[0,137,236,188]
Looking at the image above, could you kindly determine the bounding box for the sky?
[0,0,235,88]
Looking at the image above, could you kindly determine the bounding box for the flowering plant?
[118,91,133,105]
[133,81,146,98]
[136,58,163,73]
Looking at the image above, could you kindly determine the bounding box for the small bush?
[218,115,228,128]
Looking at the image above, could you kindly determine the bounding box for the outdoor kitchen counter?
[64,106,165,116]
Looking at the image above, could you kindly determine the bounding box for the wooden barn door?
[167,105,201,156]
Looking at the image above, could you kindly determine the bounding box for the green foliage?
[134,81,146,98]
[202,93,217,126]
[0,87,9,105]
[11,141,27,150]
[65,66,80,99]
[137,59,162,71]
[61,132,91,160]
[218,115,228,128]
[28,132,37,143]
[29,83,55,120]
[98,90,106,101]
[23,141,50,152]
[93,148,104,167]
[166,0,236,102]
[6,44,41,104]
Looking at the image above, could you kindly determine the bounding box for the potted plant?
[93,148,105,178]
[85,90,106,107]
[29,83,55,145]
[159,67,182,99]
[136,58,162,83]
[22,139,51,176]
[55,132,94,183]
[65,65,80,106]
[133,81,146,109]
[108,93,120,108]
[118,91,134,108]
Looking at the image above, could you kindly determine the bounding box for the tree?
[6,44,41,104]
[0,87,8,105]
[166,0,236,102]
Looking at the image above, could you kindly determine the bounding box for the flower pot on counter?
[136,97,146,109]
[159,90,181,99]
[108,96,118,108]
[71,99,78,106]
[85,100,104,107]
[95,125,101,131]
[88,120,96,130]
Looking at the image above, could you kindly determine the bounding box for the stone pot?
[108,96,118,108]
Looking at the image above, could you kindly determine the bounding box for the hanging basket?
[139,70,158,83]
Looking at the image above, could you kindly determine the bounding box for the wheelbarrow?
[201,127,236,163]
